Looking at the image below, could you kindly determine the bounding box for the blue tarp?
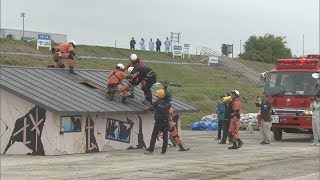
[191,120,218,131]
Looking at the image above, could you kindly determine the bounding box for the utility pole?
[21,12,26,40]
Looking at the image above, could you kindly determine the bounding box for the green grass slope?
[0,39,274,128]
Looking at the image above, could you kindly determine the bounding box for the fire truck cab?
[260,55,320,141]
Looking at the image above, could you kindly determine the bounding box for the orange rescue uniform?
[107,70,129,96]
[229,98,241,142]
[52,43,75,68]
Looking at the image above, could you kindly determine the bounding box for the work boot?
[59,64,65,68]
[47,65,54,68]
[108,94,114,101]
[178,144,188,151]
[127,94,134,99]
[228,142,238,149]
[121,97,128,104]
[69,67,77,75]
[237,139,244,149]
[144,151,153,155]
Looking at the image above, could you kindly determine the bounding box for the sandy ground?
[1,130,319,180]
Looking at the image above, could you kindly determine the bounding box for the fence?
[199,46,263,87]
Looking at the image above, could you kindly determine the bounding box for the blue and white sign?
[173,45,183,58]
[208,56,219,67]
[37,34,51,50]
[183,44,191,59]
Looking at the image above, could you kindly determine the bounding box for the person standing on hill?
[130,37,136,50]
[48,41,78,74]
[156,38,162,52]
[164,37,171,53]
[139,38,145,50]
[149,38,155,51]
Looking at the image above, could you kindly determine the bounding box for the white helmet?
[128,66,134,74]
[70,40,77,47]
[232,90,240,96]
[130,54,137,61]
[116,63,125,70]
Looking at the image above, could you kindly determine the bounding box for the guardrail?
[200,46,263,87]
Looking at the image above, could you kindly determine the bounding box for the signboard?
[208,56,219,67]
[183,44,191,59]
[173,45,183,58]
[37,34,51,50]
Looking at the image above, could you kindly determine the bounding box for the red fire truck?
[260,54,320,141]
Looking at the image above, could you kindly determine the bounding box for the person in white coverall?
[140,38,145,50]
[310,97,320,146]
[149,38,155,51]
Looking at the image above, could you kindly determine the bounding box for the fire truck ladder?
[200,46,264,87]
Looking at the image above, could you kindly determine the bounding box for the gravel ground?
[1,130,319,180]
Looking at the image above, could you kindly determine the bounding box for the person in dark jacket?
[156,38,161,52]
[127,66,156,104]
[130,37,136,50]
[145,89,172,155]
[219,94,232,144]
[215,96,226,140]
[256,93,272,144]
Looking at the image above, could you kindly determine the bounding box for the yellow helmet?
[156,89,165,98]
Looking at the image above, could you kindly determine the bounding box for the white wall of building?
[1,89,177,155]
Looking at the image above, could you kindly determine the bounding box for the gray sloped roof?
[0,66,198,115]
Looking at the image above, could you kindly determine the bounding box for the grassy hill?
[0,39,275,128]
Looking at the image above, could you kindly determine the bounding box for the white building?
[0,66,197,155]
[0,28,67,43]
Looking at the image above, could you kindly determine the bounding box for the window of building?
[60,116,82,133]
[105,118,133,143]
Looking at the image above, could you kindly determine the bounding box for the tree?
[239,34,292,63]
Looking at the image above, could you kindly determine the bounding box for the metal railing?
[200,46,263,87]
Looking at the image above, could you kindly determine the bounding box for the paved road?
[1,130,319,180]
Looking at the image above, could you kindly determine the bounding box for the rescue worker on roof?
[228,90,244,149]
[48,41,78,74]
[125,54,147,98]
[124,54,146,70]
[128,65,156,104]
[145,89,171,155]
[107,63,131,104]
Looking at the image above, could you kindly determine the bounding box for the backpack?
[154,99,171,121]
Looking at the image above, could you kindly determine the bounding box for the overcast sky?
[1,0,319,56]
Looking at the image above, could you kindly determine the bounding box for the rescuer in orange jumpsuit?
[228,90,244,149]
[48,41,78,74]
[167,113,189,151]
[107,63,131,104]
